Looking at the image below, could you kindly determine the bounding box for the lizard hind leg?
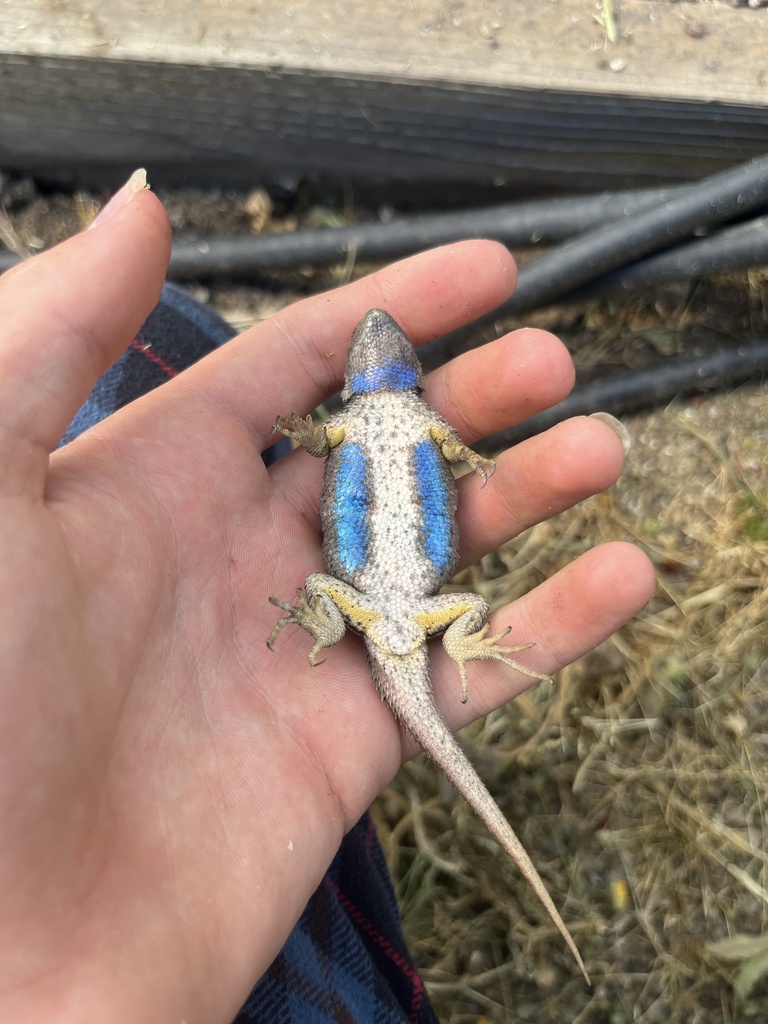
[267,578,346,666]
[442,604,551,704]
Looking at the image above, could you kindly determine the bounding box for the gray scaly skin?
[267,309,589,983]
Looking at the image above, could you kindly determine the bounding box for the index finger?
[176,240,517,446]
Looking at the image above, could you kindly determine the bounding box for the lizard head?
[341,309,425,403]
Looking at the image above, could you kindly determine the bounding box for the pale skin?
[0,182,655,1022]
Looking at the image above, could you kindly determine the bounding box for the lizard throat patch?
[349,358,420,396]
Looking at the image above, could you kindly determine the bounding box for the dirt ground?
[2,174,768,1022]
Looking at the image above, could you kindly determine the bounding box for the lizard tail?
[366,640,590,985]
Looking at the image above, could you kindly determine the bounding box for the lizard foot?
[267,588,343,665]
[272,413,329,457]
[445,623,550,703]
[428,425,496,486]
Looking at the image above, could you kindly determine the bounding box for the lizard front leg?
[428,422,495,485]
[272,413,346,458]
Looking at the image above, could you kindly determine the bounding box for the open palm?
[0,187,654,1022]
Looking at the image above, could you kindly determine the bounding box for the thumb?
[0,170,170,494]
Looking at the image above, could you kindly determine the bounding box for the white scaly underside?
[324,389,457,609]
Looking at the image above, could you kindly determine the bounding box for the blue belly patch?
[349,358,419,396]
[413,440,452,574]
[331,443,370,574]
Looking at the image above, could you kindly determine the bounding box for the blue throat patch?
[349,358,419,397]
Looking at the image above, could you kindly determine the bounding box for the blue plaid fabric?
[63,283,438,1024]
[236,813,436,1024]
[61,282,235,446]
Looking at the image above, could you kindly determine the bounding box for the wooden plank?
[1,0,767,191]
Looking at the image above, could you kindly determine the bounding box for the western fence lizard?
[267,308,589,983]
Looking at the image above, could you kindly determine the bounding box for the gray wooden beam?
[2,0,767,191]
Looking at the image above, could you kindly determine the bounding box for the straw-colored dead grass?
[373,275,768,1022]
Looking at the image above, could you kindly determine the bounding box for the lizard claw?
[469,454,496,487]
[273,412,304,440]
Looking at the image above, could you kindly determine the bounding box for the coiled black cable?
[0,185,681,277]
[482,337,768,449]
[421,154,768,367]
[161,185,691,278]
[2,156,767,436]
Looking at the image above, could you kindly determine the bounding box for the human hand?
[0,183,654,1022]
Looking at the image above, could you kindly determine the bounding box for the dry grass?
[373,275,768,1022]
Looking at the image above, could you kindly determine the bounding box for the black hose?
[483,336,768,449]
[162,186,692,279]
[421,154,768,368]
[0,184,694,278]
[582,214,768,298]
[3,203,765,301]
[415,219,768,362]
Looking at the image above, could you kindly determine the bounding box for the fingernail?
[590,412,631,454]
[89,168,148,229]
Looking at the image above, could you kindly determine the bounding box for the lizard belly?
[320,391,459,599]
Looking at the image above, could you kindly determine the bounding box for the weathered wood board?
[1,0,766,192]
